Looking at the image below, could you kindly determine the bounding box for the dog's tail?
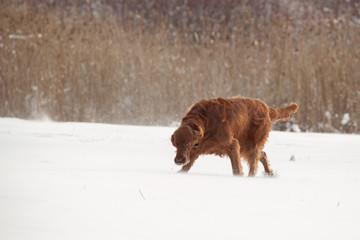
[269,103,298,122]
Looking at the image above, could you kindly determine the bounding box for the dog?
[171,96,298,176]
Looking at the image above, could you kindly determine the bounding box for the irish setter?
[171,97,298,176]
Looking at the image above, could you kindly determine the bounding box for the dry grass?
[0,1,359,132]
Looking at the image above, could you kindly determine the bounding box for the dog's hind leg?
[247,147,262,177]
[259,151,274,176]
[228,139,244,176]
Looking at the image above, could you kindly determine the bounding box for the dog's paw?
[263,170,279,178]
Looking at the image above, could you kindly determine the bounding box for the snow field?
[0,118,360,240]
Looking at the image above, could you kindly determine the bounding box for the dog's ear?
[192,125,203,138]
[171,134,175,146]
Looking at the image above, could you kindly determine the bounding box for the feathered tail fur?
[269,103,298,122]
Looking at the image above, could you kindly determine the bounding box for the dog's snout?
[175,157,184,165]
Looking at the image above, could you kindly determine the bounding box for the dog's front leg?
[178,151,199,173]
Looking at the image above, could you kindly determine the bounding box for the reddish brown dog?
[171,96,298,176]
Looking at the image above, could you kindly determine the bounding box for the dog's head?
[171,125,203,165]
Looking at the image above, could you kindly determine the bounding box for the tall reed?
[0,1,359,132]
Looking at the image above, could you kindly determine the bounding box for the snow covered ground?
[1,117,360,240]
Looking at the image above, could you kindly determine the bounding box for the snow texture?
[341,113,350,125]
[1,118,360,240]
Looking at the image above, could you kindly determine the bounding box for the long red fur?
[171,96,298,176]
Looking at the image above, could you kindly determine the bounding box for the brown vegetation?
[0,0,359,132]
